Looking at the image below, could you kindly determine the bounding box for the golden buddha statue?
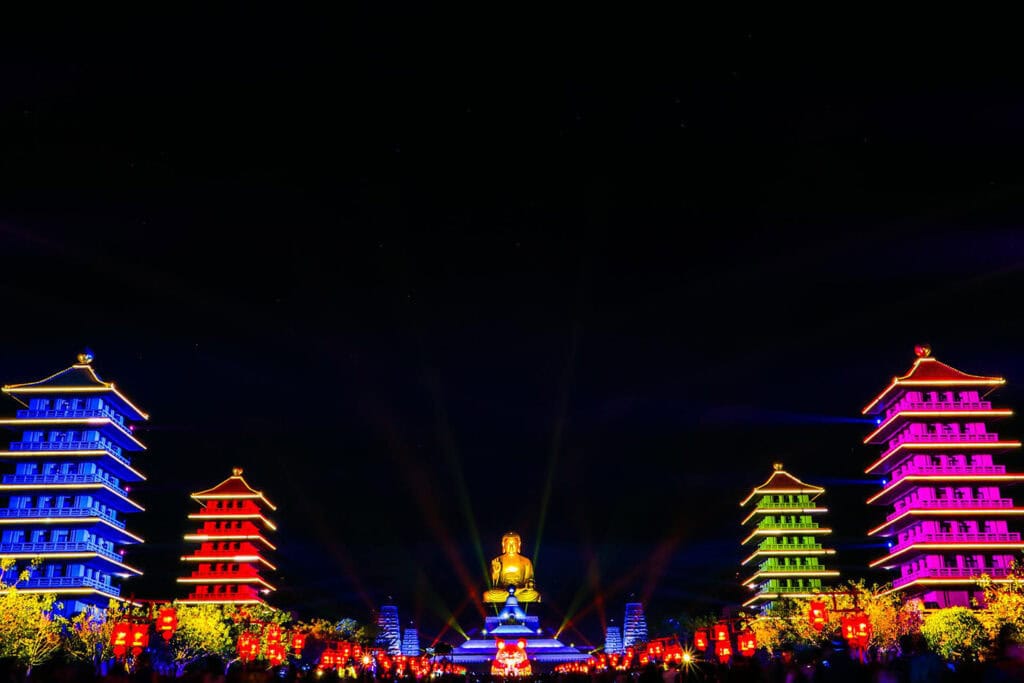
[483,531,541,603]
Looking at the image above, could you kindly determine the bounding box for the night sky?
[2,9,1024,647]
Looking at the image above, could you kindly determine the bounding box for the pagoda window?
[42,463,57,476]
[28,399,50,410]
[22,431,43,442]
[52,530,69,543]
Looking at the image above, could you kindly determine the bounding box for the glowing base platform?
[449,594,590,672]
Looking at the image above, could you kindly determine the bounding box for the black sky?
[2,9,1024,646]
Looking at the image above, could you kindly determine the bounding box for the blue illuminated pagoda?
[0,353,148,615]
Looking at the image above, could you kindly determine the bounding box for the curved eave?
[741,507,828,525]
[0,586,127,599]
[741,548,836,565]
[870,542,1024,568]
[743,570,840,586]
[2,368,149,421]
[183,534,277,550]
[869,509,1024,536]
[867,475,1024,505]
[177,576,276,591]
[187,513,276,531]
[0,451,146,482]
[176,598,266,605]
[742,592,819,607]
[865,441,1022,475]
[882,577,1015,595]
[0,551,143,575]
[0,516,144,543]
[739,488,823,508]
[741,528,832,544]
[180,555,277,570]
[0,483,144,512]
[864,410,1014,444]
[862,358,1005,415]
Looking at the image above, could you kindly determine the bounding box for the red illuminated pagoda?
[177,468,277,604]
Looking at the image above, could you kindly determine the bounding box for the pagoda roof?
[862,347,1005,415]
[739,463,824,506]
[192,469,277,511]
[2,354,149,420]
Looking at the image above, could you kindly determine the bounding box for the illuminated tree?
[63,600,128,665]
[977,558,1024,642]
[921,607,988,661]
[0,559,66,677]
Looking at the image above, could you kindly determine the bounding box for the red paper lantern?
[841,615,856,644]
[808,600,827,632]
[156,607,177,642]
[714,640,732,664]
[852,613,872,648]
[712,623,729,642]
[130,623,150,656]
[266,623,282,646]
[291,631,307,653]
[237,633,260,662]
[267,643,285,666]
[738,631,756,657]
[111,622,131,658]
[694,629,708,650]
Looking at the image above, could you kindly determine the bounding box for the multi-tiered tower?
[401,626,420,656]
[622,602,648,648]
[376,604,402,655]
[0,353,148,616]
[603,623,623,655]
[178,468,277,604]
[740,463,839,612]
[863,346,1024,608]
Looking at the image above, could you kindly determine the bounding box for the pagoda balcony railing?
[0,540,122,563]
[8,440,127,463]
[757,563,826,572]
[892,566,1011,589]
[0,507,124,528]
[889,498,1012,520]
[16,408,125,425]
[757,522,821,530]
[886,400,992,418]
[1,473,127,496]
[886,432,999,452]
[755,583,821,594]
[891,532,1022,553]
[758,542,823,551]
[890,464,1007,484]
[22,575,120,595]
[756,500,814,509]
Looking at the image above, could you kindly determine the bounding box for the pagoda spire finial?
[773,462,783,471]
[76,351,94,365]
[232,467,243,476]
[914,344,932,358]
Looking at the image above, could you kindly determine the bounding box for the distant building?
[863,346,1024,608]
[739,463,839,613]
[402,627,420,656]
[376,605,402,655]
[178,468,277,604]
[0,353,148,616]
[604,624,623,654]
[622,603,648,648]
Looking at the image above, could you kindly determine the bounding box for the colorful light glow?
[182,534,277,548]
[0,451,147,480]
[187,513,277,530]
[868,509,1024,536]
[867,475,1024,504]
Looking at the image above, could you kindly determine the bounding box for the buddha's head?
[501,531,522,555]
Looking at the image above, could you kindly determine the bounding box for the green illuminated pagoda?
[739,463,839,613]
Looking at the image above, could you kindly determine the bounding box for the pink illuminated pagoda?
[863,346,1024,608]
[177,468,277,604]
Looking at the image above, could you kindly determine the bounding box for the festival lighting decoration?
[111,622,131,658]
[156,607,177,641]
[712,624,728,642]
[808,599,827,631]
[291,631,307,653]
[178,469,277,604]
[0,354,149,615]
[862,347,1024,607]
[237,632,260,663]
[739,464,840,611]
[737,631,756,657]
[267,643,285,666]
[714,640,732,664]
[693,629,708,650]
[130,623,149,657]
